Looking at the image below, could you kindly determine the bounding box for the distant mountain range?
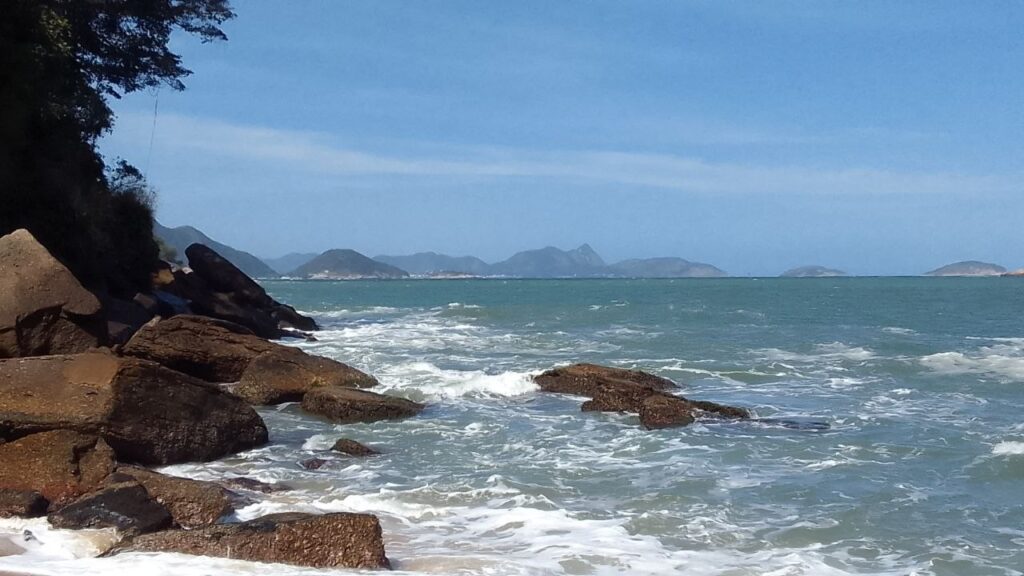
[780,265,847,278]
[154,222,277,279]
[290,249,409,279]
[374,252,491,276]
[924,261,1007,276]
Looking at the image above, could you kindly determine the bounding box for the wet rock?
[0,430,115,507]
[302,388,424,424]
[580,384,662,412]
[0,489,48,518]
[114,466,233,528]
[47,481,172,535]
[220,477,292,494]
[332,438,380,457]
[535,363,676,398]
[0,352,268,464]
[637,394,749,429]
[300,458,327,470]
[0,229,107,357]
[118,512,391,569]
[236,348,379,405]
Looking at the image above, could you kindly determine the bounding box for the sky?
[99,0,1023,276]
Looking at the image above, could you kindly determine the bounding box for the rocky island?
[780,265,847,278]
[924,260,1007,276]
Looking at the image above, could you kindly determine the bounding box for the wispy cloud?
[111,111,1016,197]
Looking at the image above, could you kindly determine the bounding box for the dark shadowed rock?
[119,512,391,569]
[535,363,676,398]
[0,229,107,357]
[332,438,380,457]
[0,352,268,464]
[302,388,424,424]
[0,489,48,518]
[100,295,153,346]
[237,348,379,404]
[637,394,750,429]
[48,481,172,535]
[0,430,115,507]
[114,466,233,529]
[300,458,327,470]
[185,244,275,309]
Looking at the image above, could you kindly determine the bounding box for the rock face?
[534,363,676,398]
[0,430,115,507]
[121,512,392,569]
[302,388,424,424]
[0,352,268,464]
[0,229,107,357]
[332,438,380,457]
[115,466,234,529]
[47,481,173,535]
[0,489,49,518]
[123,314,377,401]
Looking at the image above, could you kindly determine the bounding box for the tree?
[0,0,234,295]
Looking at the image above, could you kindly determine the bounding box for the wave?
[992,441,1024,456]
[919,349,1024,382]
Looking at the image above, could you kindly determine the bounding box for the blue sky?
[100,1,1023,275]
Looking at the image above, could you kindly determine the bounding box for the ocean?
[2,277,1023,575]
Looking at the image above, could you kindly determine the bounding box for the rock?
[185,244,275,310]
[534,363,676,398]
[237,348,379,405]
[0,489,48,518]
[114,466,233,529]
[637,394,750,429]
[0,430,115,507]
[580,384,662,412]
[47,481,172,535]
[0,228,107,357]
[119,512,391,569]
[220,477,291,494]
[300,458,327,470]
[101,295,153,345]
[0,352,268,464]
[301,388,424,424]
[332,438,380,457]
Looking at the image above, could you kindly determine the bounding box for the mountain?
[289,249,409,279]
[780,265,847,278]
[489,244,607,277]
[374,252,491,276]
[154,222,278,278]
[925,261,1007,276]
[264,252,318,276]
[610,257,728,278]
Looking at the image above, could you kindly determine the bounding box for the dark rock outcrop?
[114,466,233,529]
[47,481,173,535]
[101,295,155,345]
[119,512,391,569]
[332,438,380,457]
[534,363,676,398]
[0,352,268,464]
[0,430,115,507]
[0,489,49,518]
[636,394,750,429]
[302,388,424,424]
[0,229,107,357]
[237,348,378,404]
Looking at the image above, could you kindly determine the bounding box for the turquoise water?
[3,278,1022,575]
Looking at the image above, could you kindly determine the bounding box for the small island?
[780,265,847,278]
[924,261,1007,276]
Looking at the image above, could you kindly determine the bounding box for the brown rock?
[48,481,172,535]
[0,489,48,518]
[637,394,750,429]
[220,477,292,494]
[534,363,676,398]
[332,438,380,457]
[236,348,379,405]
[114,466,233,529]
[302,388,424,424]
[0,229,107,357]
[580,384,662,412]
[0,430,115,507]
[119,512,391,569]
[0,352,268,464]
[300,458,327,470]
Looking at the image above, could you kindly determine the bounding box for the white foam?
[376,361,539,399]
[992,441,1024,456]
[920,349,1024,381]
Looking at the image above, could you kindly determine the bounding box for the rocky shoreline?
[0,228,749,571]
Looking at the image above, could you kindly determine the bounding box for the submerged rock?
[638,394,750,430]
[0,228,107,357]
[220,476,292,494]
[301,388,424,424]
[300,458,328,470]
[0,489,48,518]
[0,430,115,507]
[118,512,391,569]
[0,352,268,464]
[534,363,676,398]
[114,466,234,529]
[332,438,380,457]
[47,481,172,536]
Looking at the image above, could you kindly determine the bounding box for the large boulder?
[0,489,49,518]
[332,438,380,457]
[302,388,424,424]
[534,363,676,398]
[0,229,107,357]
[118,512,391,569]
[0,352,268,464]
[185,244,275,309]
[637,394,750,429]
[47,481,173,535]
[114,466,234,529]
[123,315,377,403]
[0,430,115,507]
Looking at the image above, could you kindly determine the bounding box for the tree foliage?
[0,0,233,295]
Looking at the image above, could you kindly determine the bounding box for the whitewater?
[2,277,1022,575]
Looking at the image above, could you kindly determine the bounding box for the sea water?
[2,277,1023,575]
